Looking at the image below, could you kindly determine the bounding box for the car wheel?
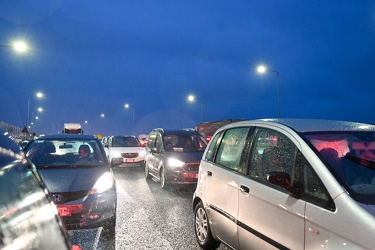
[145,164,152,180]
[194,201,221,249]
[160,167,169,189]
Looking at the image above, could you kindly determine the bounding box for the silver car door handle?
[240,185,250,193]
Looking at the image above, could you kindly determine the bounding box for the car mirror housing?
[151,147,159,154]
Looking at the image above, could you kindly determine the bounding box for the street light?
[256,65,281,118]
[0,40,29,53]
[27,92,43,127]
[124,103,135,130]
[187,94,204,123]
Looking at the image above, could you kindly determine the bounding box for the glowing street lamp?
[124,103,135,129]
[256,64,281,118]
[187,94,204,123]
[27,92,44,127]
[0,40,29,53]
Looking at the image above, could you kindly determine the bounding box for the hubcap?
[195,207,208,242]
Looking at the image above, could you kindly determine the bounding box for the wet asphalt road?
[68,166,229,250]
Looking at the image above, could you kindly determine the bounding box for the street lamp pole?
[257,65,281,118]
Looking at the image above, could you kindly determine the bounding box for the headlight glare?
[90,172,114,194]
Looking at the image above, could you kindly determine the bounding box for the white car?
[106,135,146,167]
[193,119,375,249]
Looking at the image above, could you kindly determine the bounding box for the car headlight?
[168,158,185,168]
[90,172,114,194]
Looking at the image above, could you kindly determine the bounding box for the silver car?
[193,119,375,249]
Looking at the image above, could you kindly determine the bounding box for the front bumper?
[55,189,117,230]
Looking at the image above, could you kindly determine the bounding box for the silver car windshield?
[304,132,375,201]
[25,139,106,166]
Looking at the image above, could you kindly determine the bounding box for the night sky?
[1,1,375,136]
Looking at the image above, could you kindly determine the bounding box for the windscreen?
[25,139,106,166]
[304,131,375,204]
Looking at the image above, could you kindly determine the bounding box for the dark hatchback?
[23,134,122,233]
[145,129,207,189]
[0,131,80,250]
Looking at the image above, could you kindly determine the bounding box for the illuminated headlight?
[90,172,114,194]
[168,158,185,168]
[139,150,146,157]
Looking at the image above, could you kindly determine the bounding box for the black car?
[0,131,80,250]
[23,134,122,234]
[145,128,207,189]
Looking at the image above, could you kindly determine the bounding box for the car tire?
[160,167,169,189]
[145,164,152,180]
[194,201,221,249]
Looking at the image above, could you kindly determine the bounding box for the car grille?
[121,153,138,158]
[51,190,89,204]
[183,162,199,172]
[62,214,83,228]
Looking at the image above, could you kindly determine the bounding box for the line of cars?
[4,118,375,249]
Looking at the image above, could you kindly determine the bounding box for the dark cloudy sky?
[1,1,375,136]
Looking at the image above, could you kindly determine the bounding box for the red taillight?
[57,204,83,217]
[182,172,198,179]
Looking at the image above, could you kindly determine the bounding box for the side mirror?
[111,157,123,166]
[151,148,159,154]
[267,172,300,197]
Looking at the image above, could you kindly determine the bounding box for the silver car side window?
[249,128,297,182]
[215,127,250,172]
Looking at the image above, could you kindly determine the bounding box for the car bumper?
[168,171,198,185]
[118,159,145,167]
[57,189,117,230]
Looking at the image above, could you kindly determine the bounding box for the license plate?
[125,158,134,162]
[58,206,71,217]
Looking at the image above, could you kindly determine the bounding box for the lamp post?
[0,40,29,53]
[256,65,281,118]
[27,92,43,128]
[124,104,135,130]
[29,107,42,135]
[187,94,204,123]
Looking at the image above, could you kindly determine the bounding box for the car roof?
[231,119,375,133]
[110,135,136,138]
[154,129,201,136]
[36,134,98,140]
